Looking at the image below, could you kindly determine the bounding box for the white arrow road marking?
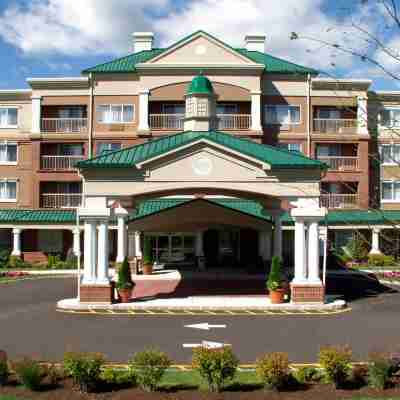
[182,340,230,349]
[184,323,227,330]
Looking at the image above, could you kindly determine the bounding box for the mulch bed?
[1,378,400,400]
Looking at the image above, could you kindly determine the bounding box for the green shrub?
[116,257,133,290]
[192,346,239,392]
[351,364,368,387]
[318,346,352,389]
[100,367,135,388]
[0,361,8,386]
[294,366,323,384]
[256,352,290,391]
[63,352,105,393]
[368,353,393,389]
[43,363,64,387]
[7,256,31,269]
[142,237,153,265]
[129,348,171,392]
[13,358,44,391]
[0,249,10,268]
[343,237,369,262]
[368,254,396,267]
[267,256,283,291]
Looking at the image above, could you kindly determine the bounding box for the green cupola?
[184,74,216,132]
[186,74,214,95]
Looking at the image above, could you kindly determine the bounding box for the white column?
[357,95,368,135]
[115,215,127,263]
[11,228,22,257]
[250,91,263,132]
[72,227,81,257]
[31,96,41,134]
[82,220,97,283]
[308,221,321,283]
[134,231,142,258]
[138,89,150,132]
[195,231,204,257]
[273,216,282,258]
[293,219,307,282]
[369,228,381,254]
[97,220,110,284]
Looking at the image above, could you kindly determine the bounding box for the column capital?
[139,89,150,95]
[372,227,381,234]
[12,227,22,234]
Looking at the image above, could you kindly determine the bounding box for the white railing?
[41,193,82,208]
[317,156,359,171]
[313,118,357,133]
[41,155,85,170]
[216,114,251,130]
[41,118,88,133]
[149,114,184,129]
[320,194,359,209]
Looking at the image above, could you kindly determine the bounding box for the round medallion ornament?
[192,157,213,176]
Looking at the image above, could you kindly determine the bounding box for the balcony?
[41,118,88,133]
[216,114,251,130]
[320,194,359,209]
[317,156,359,171]
[41,155,85,171]
[149,114,184,130]
[41,193,82,209]
[313,118,357,134]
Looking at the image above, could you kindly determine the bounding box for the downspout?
[307,73,311,157]
[88,72,95,158]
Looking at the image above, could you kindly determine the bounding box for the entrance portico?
[75,74,327,305]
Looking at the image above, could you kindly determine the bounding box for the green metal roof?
[130,198,271,223]
[186,75,214,95]
[83,49,164,73]
[82,30,318,75]
[0,209,76,224]
[77,130,326,170]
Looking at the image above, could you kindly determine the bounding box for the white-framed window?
[382,181,400,202]
[97,104,134,123]
[265,105,301,125]
[380,107,400,128]
[96,142,121,155]
[162,104,185,114]
[0,142,17,164]
[278,143,302,153]
[0,180,17,202]
[216,103,238,115]
[380,144,400,165]
[0,107,18,128]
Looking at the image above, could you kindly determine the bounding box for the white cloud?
[0,0,169,55]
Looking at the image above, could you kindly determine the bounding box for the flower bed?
[375,271,400,283]
[0,271,29,281]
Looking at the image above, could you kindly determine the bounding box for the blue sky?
[0,0,398,90]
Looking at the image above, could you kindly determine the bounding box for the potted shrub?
[116,257,133,303]
[267,256,285,304]
[142,237,154,275]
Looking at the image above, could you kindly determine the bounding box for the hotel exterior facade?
[0,30,399,303]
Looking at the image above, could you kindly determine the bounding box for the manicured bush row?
[0,346,399,393]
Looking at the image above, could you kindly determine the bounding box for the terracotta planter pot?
[269,289,285,304]
[118,288,132,303]
[142,263,153,275]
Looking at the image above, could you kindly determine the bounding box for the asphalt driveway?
[0,273,399,363]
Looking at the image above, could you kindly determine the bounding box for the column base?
[369,249,382,255]
[80,283,114,304]
[290,283,325,304]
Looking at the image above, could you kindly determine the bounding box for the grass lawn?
[159,369,263,391]
[0,396,30,400]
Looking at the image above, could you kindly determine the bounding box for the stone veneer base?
[290,283,325,304]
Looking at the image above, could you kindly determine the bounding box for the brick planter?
[80,282,115,304]
[290,283,325,304]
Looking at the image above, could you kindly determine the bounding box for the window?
[216,104,238,115]
[317,108,341,119]
[97,104,134,123]
[278,143,301,153]
[316,144,341,157]
[58,107,84,119]
[162,104,185,114]
[382,181,400,201]
[59,144,84,156]
[380,107,400,128]
[380,144,400,164]
[38,230,63,253]
[96,142,121,155]
[0,108,18,128]
[0,181,16,201]
[0,142,17,163]
[265,105,300,124]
